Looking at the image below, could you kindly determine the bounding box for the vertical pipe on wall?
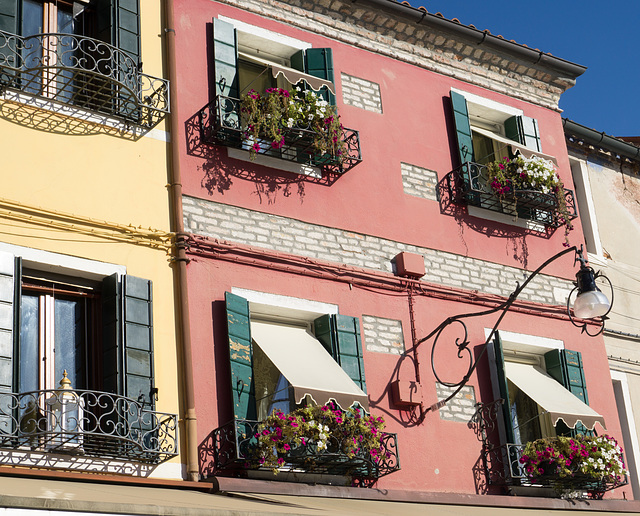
[163,0,199,482]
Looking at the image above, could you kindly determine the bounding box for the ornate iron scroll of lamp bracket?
[416,245,613,413]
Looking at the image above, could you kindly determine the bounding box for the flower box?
[519,435,628,495]
[199,404,400,483]
[199,91,362,175]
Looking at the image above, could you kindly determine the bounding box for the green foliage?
[240,86,345,162]
[251,402,387,474]
[485,154,574,245]
[520,435,627,483]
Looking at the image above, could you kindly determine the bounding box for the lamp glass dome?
[573,289,610,319]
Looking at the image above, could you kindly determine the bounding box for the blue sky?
[404,1,638,137]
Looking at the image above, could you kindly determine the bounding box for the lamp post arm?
[423,245,580,412]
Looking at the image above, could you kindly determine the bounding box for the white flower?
[317,441,327,450]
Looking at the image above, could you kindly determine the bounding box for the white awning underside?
[505,361,606,431]
[251,320,369,411]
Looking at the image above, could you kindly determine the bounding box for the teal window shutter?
[102,274,155,408]
[0,252,18,434]
[225,292,256,420]
[114,0,141,64]
[544,348,591,436]
[101,273,121,397]
[122,275,154,408]
[504,115,541,152]
[0,251,17,391]
[491,331,516,444]
[212,18,239,100]
[314,314,366,394]
[0,0,17,33]
[450,91,474,165]
[0,0,18,81]
[290,49,304,73]
[304,48,335,106]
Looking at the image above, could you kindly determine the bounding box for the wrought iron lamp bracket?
[421,245,610,412]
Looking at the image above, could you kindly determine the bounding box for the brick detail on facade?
[401,162,438,200]
[436,384,477,423]
[215,0,574,110]
[341,73,382,113]
[183,196,573,305]
[362,315,404,354]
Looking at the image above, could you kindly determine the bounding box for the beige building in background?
[566,119,640,498]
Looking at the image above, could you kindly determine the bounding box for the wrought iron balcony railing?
[199,95,362,175]
[0,389,178,464]
[471,401,627,498]
[0,30,169,129]
[447,162,578,227]
[199,419,399,483]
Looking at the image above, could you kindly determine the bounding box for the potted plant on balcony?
[250,401,388,475]
[486,154,574,244]
[519,435,627,491]
[241,87,346,164]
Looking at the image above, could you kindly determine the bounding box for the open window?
[225,291,367,423]
[484,331,607,490]
[202,17,361,175]
[448,89,575,228]
[0,249,176,465]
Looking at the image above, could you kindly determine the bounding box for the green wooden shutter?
[113,0,140,63]
[304,47,335,105]
[101,273,122,396]
[451,91,474,166]
[212,18,238,100]
[225,292,256,420]
[122,275,154,408]
[314,314,366,394]
[492,332,516,444]
[0,0,18,84]
[0,251,17,391]
[545,348,591,436]
[504,115,541,152]
[102,274,155,408]
[290,49,304,73]
[0,0,17,33]
[0,252,17,435]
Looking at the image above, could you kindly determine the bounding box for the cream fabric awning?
[251,320,369,410]
[471,126,558,164]
[505,361,606,431]
[239,52,336,94]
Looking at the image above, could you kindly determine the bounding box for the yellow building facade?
[0,0,183,480]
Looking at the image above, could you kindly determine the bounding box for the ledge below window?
[199,95,362,175]
[447,162,578,228]
[0,31,169,129]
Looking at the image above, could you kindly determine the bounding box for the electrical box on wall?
[391,380,423,408]
[394,252,425,279]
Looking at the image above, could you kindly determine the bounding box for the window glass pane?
[508,379,543,445]
[57,6,75,35]
[19,294,40,393]
[472,131,498,164]
[239,60,275,95]
[253,341,291,420]
[22,0,43,37]
[54,298,86,389]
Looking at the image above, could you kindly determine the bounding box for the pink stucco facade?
[172,0,632,500]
